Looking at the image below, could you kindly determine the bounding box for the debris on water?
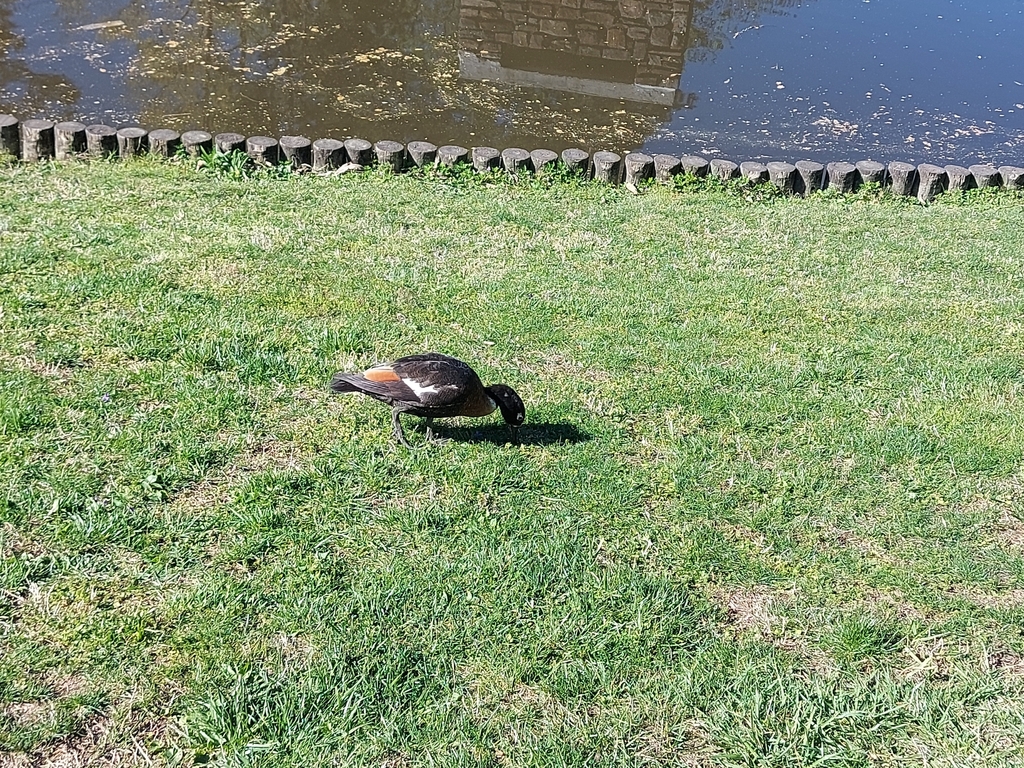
[76,20,125,31]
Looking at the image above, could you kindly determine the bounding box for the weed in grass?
[672,171,782,203]
[189,146,296,181]
[821,612,906,667]
[196,148,256,181]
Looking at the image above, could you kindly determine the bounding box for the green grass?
[1,157,1024,767]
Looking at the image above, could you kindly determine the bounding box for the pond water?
[1,0,1022,164]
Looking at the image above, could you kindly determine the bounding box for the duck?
[329,352,525,448]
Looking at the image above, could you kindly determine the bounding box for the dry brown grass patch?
[528,352,612,386]
[626,719,709,766]
[272,632,315,665]
[956,587,1024,611]
[44,674,92,701]
[862,587,927,621]
[503,682,570,726]
[985,650,1024,679]
[1,523,46,560]
[6,715,114,768]
[169,435,310,516]
[900,636,957,682]
[827,526,901,566]
[1,701,54,729]
[712,585,835,672]
[995,509,1024,551]
[961,472,1024,551]
[0,343,86,384]
[8,712,182,768]
[678,721,718,768]
[720,585,776,634]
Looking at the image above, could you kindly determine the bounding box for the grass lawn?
[1,156,1024,767]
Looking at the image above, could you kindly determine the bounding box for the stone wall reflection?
[458,0,693,103]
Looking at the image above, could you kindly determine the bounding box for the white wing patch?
[403,378,440,398]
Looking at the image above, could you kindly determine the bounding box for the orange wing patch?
[363,366,401,382]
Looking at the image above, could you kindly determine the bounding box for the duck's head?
[487,384,525,442]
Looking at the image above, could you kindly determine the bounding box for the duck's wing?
[386,354,478,408]
[330,354,474,409]
[329,370,419,403]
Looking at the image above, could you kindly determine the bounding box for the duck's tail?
[329,373,364,393]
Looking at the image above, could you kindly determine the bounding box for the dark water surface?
[1,0,1022,164]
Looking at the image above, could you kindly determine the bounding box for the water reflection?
[458,0,692,101]
[0,0,79,113]
[0,0,805,151]
[0,0,1021,162]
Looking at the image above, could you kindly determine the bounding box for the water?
[1,0,1022,164]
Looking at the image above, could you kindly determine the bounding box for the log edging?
[1,112,1022,199]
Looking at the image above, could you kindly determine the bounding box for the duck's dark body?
[330,353,525,447]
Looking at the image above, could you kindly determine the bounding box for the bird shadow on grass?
[430,421,592,446]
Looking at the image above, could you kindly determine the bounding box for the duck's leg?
[391,408,416,449]
[423,417,449,445]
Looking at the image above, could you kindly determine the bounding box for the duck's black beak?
[509,425,521,444]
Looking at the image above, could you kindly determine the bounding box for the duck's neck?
[460,386,498,417]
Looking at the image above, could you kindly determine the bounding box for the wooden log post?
[182,130,213,157]
[407,141,438,168]
[374,140,406,172]
[54,121,86,160]
[795,160,824,195]
[680,155,710,177]
[312,138,345,171]
[116,127,148,158]
[344,138,373,166]
[501,147,531,173]
[85,124,117,159]
[653,154,681,183]
[530,149,558,173]
[739,161,768,183]
[148,129,181,158]
[246,136,279,165]
[826,161,858,192]
[624,152,654,187]
[472,146,500,172]
[1,114,20,159]
[998,166,1024,190]
[438,145,469,167]
[709,158,738,181]
[280,135,312,170]
[767,162,798,194]
[215,132,246,154]
[592,151,622,183]
[944,165,974,193]
[969,164,1000,189]
[917,163,947,203]
[561,148,590,177]
[21,119,55,161]
[887,162,917,196]
[856,160,886,186]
